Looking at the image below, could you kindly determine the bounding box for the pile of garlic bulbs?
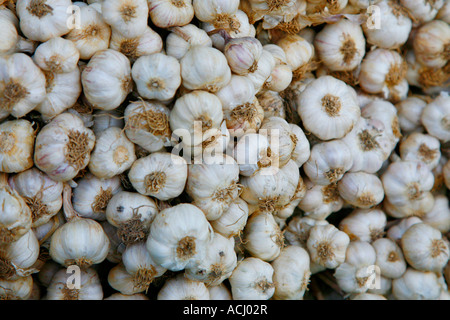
[0,0,449,301]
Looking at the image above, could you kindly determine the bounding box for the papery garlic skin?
[233,133,274,177]
[72,174,122,221]
[297,75,360,141]
[421,92,450,142]
[208,283,232,300]
[338,172,384,209]
[401,223,450,273]
[288,123,310,168]
[0,8,19,55]
[132,53,181,101]
[372,238,407,279]
[16,0,71,42]
[0,120,35,173]
[146,203,214,271]
[101,0,149,38]
[392,267,441,300]
[9,168,63,228]
[157,273,210,300]
[65,5,111,60]
[400,0,445,23]
[395,97,427,134]
[193,0,239,28]
[271,245,311,300]
[0,53,46,119]
[148,0,194,28]
[224,37,263,76]
[34,113,96,182]
[180,46,231,93]
[339,208,387,243]
[276,34,314,73]
[81,49,132,110]
[400,132,441,170]
[307,224,350,270]
[210,197,249,238]
[107,263,145,295]
[0,275,33,300]
[165,24,212,60]
[91,110,124,135]
[387,216,423,243]
[33,37,79,73]
[229,257,275,300]
[88,127,136,179]
[244,49,276,92]
[46,267,103,300]
[315,18,365,71]
[284,216,329,248]
[129,152,188,201]
[422,195,450,234]
[413,20,450,69]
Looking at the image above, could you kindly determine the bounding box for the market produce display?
[0,0,449,300]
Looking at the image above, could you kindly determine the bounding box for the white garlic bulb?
[243,210,284,262]
[208,283,232,300]
[244,49,276,92]
[34,112,96,182]
[387,216,423,244]
[193,0,239,30]
[0,53,46,119]
[338,172,385,209]
[271,245,311,300]
[33,37,79,73]
[107,263,145,295]
[46,267,103,300]
[146,203,214,271]
[121,242,167,292]
[224,36,263,76]
[50,185,110,268]
[276,34,315,73]
[401,223,449,273]
[0,120,35,173]
[148,0,194,28]
[315,18,365,71]
[101,0,149,38]
[229,257,275,300]
[284,215,329,248]
[421,92,450,142]
[334,241,377,294]
[180,46,231,93]
[400,0,445,24]
[339,208,387,243]
[307,223,350,269]
[297,75,360,141]
[105,191,158,245]
[288,123,310,168]
[91,109,124,135]
[9,168,63,228]
[395,96,427,134]
[422,195,450,233]
[0,275,33,300]
[81,49,132,110]
[303,140,353,185]
[400,132,441,170]
[165,24,212,60]
[392,267,441,300]
[157,273,210,300]
[185,233,237,286]
[209,197,249,239]
[372,238,406,279]
[16,0,71,42]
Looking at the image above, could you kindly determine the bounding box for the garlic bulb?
[157,273,210,300]
[0,53,46,119]
[243,210,284,262]
[307,223,350,269]
[400,132,441,170]
[101,0,148,38]
[88,127,136,179]
[0,275,33,300]
[257,90,286,119]
[165,24,212,60]
[193,0,240,30]
[16,0,71,42]
[185,233,237,286]
[65,5,111,60]
[297,179,344,221]
[124,100,172,153]
[132,53,181,101]
[34,112,96,182]
[395,96,427,134]
[185,154,240,221]
[372,238,406,279]
[271,245,311,300]
[421,92,450,142]
[33,37,79,73]
[297,75,360,141]
[0,8,20,55]
[229,257,275,300]
[91,109,124,135]
[9,168,63,228]
[109,26,163,62]
[339,208,387,243]
[209,197,249,238]
[180,46,231,93]
[288,123,310,168]
[46,267,103,300]
[422,195,450,233]
[437,0,450,23]
[169,90,223,147]
[387,216,423,243]
[333,241,377,294]
[414,20,450,69]
[32,210,65,245]
[107,263,144,295]
[276,34,315,74]
[100,220,123,264]
[284,215,329,248]
[37,260,61,288]
[400,0,445,23]
[208,283,232,300]
[315,18,365,71]
[121,242,167,292]
[72,173,122,221]
[392,267,441,300]
[148,0,194,28]
[0,120,35,173]
[243,48,276,92]
[50,185,110,268]
[146,203,214,271]
[105,191,158,245]
[303,140,353,185]
[359,48,408,102]
[362,0,412,49]
[401,222,449,273]
[224,36,263,76]
[0,229,39,280]
[81,49,132,110]
[338,172,384,209]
